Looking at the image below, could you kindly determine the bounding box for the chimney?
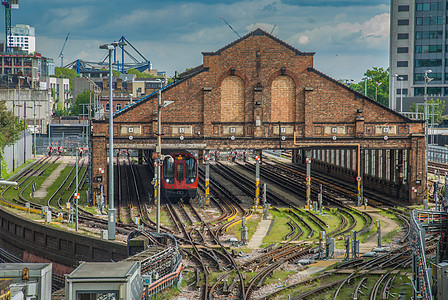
[117,78,122,90]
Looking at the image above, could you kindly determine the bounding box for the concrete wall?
[0,205,128,276]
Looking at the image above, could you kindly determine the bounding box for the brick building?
[92,28,426,204]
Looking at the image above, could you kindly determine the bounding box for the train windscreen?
[163,159,174,181]
[186,157,197,183]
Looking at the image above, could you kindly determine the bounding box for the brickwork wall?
[91,28,426,204]
[271,75,295,122]
[220,76,245,122]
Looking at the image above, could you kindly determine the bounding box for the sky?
[12,0,390,81]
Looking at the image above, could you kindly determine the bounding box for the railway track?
[0,153,422,299]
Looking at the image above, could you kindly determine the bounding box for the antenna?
[270,25,276,35]
[220,16,241,38]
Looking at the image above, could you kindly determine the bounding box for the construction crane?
[2,0,19,52]
[58,32,70,67]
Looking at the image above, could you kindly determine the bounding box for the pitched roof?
[307,67,422,123]
[202,28,315,56]
[111,65,206,118]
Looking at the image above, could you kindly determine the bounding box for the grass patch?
[226,213,260,242]
[148,207,172,228]
[382,227,401,244]
[316,209,342,233]
[2,159,36,180]
[262,210,290,245]
[263,269,296,285]
[388,271,413,298]
[359,223,377,243]
[276,274,347,299]
[293,208,324,240]
[160,287,181,299]
[350,209,367,233]
[22,163,61,205]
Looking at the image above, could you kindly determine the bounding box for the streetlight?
[99,41,126,240]
[48,89,51,148]
[155,87,173,233]
[17,76,25,123]
[398,77,404,113]
[424,70,433,196]
[391,74,398,110]
[17,103,32,165]
[362,76,370,96]
[375,82,382,102]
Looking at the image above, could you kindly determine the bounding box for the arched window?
[105,103,109,111]
[271,75,295,122]
[220,76,244,122]
[116,103,122,111]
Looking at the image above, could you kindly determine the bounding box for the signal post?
[305,152,311,210]
[204,152,210,207]
[255,155,260,210]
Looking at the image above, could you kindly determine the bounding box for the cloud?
[298,35,309,45]
[289,13,390,52]
[16,0,390,81]
[337,13,389,40]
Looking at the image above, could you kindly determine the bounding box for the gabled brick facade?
[91,28,425,204]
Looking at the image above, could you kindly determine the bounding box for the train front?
[161,152,198,201]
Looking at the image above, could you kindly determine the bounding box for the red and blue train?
[161,151,198,200]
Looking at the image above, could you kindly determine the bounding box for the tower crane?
[1,0,19,52]
[58,32,70,67]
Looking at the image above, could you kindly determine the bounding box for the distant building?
[48,77,71,109]
[390,0,448,114]
[8,24,35,54]
[0,42,53,89]
[73,74,166,116]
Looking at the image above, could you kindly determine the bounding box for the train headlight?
[190,178,195,183]
[165,179,170,183]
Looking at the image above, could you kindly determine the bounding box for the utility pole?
[76,145,79,231]
[33,93,36,157]
[48,90,51,147]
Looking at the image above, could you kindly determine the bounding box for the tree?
[54,67,78,81]
[70,90,94,116]
[347,67,390,107]
[0,100,23,177]
[409,98,446,124]
[53,67,79,90]
[127,68,157,78]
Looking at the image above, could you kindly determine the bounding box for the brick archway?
[271,75,295,122]
[221,76,245,122]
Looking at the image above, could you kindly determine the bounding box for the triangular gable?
[202,28,315,57]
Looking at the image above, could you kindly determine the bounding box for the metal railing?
[409,209,433,300]
[409,210,448,300]
[428,145,448,164]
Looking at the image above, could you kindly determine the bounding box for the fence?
[2,131,32,174]
[35,136,89,155]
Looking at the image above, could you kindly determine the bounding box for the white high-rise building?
[8,24,35,54]
[390,0,448,114]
